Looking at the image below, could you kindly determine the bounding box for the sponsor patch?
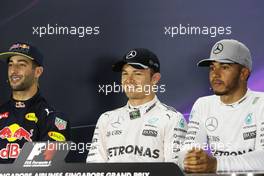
[0,143,20,159]
[142,129,157,137]
[48,131,65,141]
[148,117,159,125]
[15,102,25,108]
[0,112,9,119]
[244,113,253,125]
[243,131,256,140]
[129,110,140,120]
[178,118,185,128]
[106,130,122,137]
[55,117,67,130]
[25,113,38,123]
[0,124,33,142]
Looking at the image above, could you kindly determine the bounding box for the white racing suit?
[87,96,187,164]
[179,89,264,172]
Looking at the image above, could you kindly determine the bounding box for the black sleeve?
[38,111,71,141]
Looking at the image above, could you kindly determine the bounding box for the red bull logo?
[0,127,12,138]
[0,124,33,142]
[0,143,20,159]
[9,43,30,50]
[0,112,9,119]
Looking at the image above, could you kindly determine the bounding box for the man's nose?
[9,65,19,74]
[211,68,221,78]
[125,75,135,84]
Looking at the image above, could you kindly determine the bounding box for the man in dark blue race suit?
[0,42,70,163]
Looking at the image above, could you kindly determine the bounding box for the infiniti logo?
[205,117,218,131]
[213,43,223,54]
[126,50,137,59]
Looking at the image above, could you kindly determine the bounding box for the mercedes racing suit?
[0,91,70,163]
[86,96,187,164]
[179,89,264,171]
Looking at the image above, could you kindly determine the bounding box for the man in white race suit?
[87,48,187,164]
[179,39,264,173]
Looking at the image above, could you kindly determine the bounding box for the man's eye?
[209,66,214,71]
[19,64,26,67]
[135,72,142,75]
[222,65,229,70]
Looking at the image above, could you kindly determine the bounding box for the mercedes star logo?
[205,117,218,131]
[111,115,124,128]
[213,43,223,54]
[126,50,137,59]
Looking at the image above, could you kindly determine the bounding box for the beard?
[211,74,241,96]
[9,74,35,91]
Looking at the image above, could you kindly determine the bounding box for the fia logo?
[23,143,51,167]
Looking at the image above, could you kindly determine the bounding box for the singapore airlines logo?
[126,50,137,59]
[205,117,218,131]
[213,43,223,54]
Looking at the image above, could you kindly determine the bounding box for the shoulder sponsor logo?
[174,134,186,139]
[174,128,187,133]
[185,136,195,141]
[106,130,122,137]
[0,112,9,119]
[48,131,65,141]
[178,118,185,128]
[55,117,67,130]
[205,117,218,131]
[244,113,253,125]
[189,121,199,126]
[243,130,256,140]
[187,130,197,136]
[25,113,38,123]
[142,129,158,137]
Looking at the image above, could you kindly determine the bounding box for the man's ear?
[35,66,44,78]
[151,72,161,85]
[240,67,250,81]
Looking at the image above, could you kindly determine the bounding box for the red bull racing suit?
[86,96,187,164]
[0,91,70,163]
